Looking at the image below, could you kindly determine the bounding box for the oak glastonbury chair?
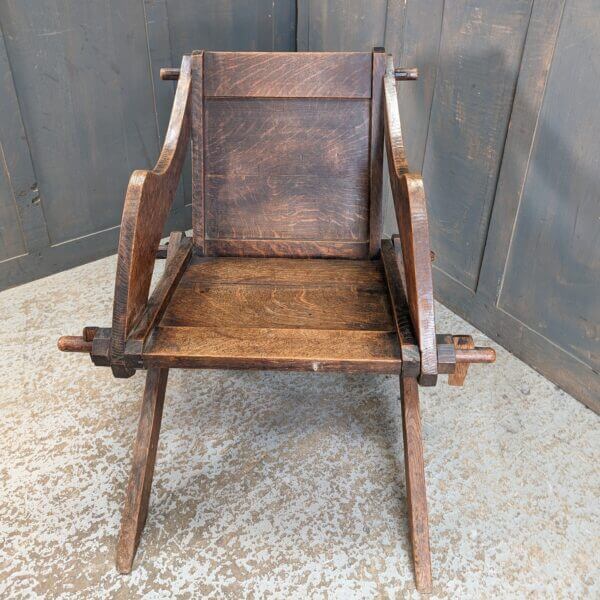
[58,49,495,592]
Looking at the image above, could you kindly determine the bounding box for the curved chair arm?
[110,55,193,377]
[383,55,437,385]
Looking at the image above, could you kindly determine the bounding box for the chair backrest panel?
[204,51,372,98]
[193,51,380,259]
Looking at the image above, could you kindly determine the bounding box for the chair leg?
[400,375,433,593]
[116,367,169,573]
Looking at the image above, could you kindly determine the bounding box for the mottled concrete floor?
[1,253,598,599]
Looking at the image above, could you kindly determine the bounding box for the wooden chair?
[58,49,495,592]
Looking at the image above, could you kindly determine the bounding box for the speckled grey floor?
[1,252,598,599]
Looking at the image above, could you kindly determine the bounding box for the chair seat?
[142,255,402,373]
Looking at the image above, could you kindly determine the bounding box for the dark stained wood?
[181,255,386,287]
[161,285,394,331]
[161,256,394,331]
[381,239,420,377]
[116,367,168,573]
[165,231,185,265]
[191,51,205,253]
[201,95,371,254]
[384,55,437,385]
[448,335,475,386]
[206,174,369,241]
[160,67,179,80]
[204,52,372,98]
[204,239,369,260]
[144,327,401,373]
[400,376,433,593]
[138,255,401,373]
[57,50,499,592]
[57,336,92,353]
[394,67,419,81]
[205,98,370,176]
[125,235,193,356]
[90,327,112,367]
[369,49,386,257]
[110,55,192,377]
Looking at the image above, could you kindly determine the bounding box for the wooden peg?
[160,68,180,81]
[394,67,419,81]
[448,336,474,386]
[57,336,92,353]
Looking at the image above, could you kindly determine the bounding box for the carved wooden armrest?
[383,55,437,385]
[110,55,193,377]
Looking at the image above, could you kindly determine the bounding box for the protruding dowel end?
[57,336,93,353]
[394,67,419,81]
[160,68,180,81]
[455,347,496,364]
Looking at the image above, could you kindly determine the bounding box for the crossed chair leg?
[115,368,433,593]
[400,376,433,593]
[116,367,169,574]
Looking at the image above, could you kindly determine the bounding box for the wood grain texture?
[448,335,474,386]
[144,326,401,373]
[161,284,394,331]
[189,51,381,259]
[381,239,420,377]
[110,55,192,376]
[151,0,297,212]
[126,235,192,355]
[160,256,394,331]
[206,174,369,241]
[181,255,386,287]
[384,56,437,385]
[116,367,168,573]
[369,49,386,257]
[205,97,370,176]
[134,255,403,373]
[400,376,432,593]
[204,51,372,98]
[204,239,369,259]
[201,96,370,251]
[191,52,205,252]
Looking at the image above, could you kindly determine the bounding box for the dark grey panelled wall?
[0,0,296,288]
[300,0,599,412]
[0,1,597,411]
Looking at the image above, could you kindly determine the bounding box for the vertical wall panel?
[499,0,600,372]
[422,0,533,290]
[393,1,445,174]
[0,149,26,262]
[297,0,388,51]
[0,0,159,245]
[0,0,295,290]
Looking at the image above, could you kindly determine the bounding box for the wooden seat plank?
[181,256,386,288]
[161,284,394,331]
[138,256,400,372]
[144,326,401,373]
